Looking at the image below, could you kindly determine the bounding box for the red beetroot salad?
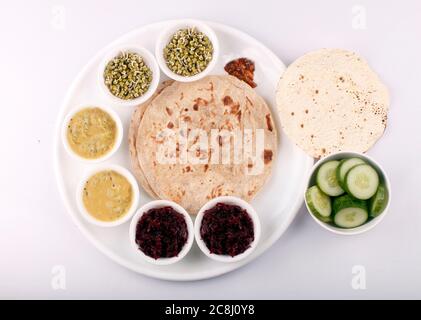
[135,206,188,260]
[200,203,254,257]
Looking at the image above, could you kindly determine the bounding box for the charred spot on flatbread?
[264,150,273,164]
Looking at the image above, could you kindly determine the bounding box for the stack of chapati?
[276,49,389,158]
[129,75,277,214]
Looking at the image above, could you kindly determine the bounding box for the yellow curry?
[67,107,117,159]
[83,170,133,222]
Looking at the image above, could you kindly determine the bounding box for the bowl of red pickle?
[129,200,194,265]
[194,196,261,263]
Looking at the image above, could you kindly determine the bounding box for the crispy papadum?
[276,49,389,158]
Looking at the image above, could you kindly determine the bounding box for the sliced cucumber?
[370,184,388,217]
[306,186,332,222]
[316,160,344,196]
[345,164,379,200]
[333,195,368,228]
[336,158,365,188]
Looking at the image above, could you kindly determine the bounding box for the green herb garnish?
[164,28,213,77]
[104,52,152,100]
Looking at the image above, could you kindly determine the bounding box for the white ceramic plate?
[54,20,313,281]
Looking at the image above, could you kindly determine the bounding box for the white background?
[1,0,420,299]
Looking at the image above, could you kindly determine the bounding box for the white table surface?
[1,0,420,299]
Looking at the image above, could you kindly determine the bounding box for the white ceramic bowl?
[76,165,140,227]
[62,106,123,163]
[155,19,219,82]
[195,196,261,263]
[98,45,160,106]
[304,151,391,235]
[129,200,194,265]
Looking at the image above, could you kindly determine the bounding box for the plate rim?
[54,20,314,281]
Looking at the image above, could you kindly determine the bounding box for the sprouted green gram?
[104,52,152,100]
[164,28,213,77]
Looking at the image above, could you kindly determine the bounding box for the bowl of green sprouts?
[155,20,219,82]
[99,45,160,106]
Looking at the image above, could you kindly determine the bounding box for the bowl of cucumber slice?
[304,151,391,235]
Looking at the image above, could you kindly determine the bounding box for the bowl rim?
[61,105,123,164]
[128,200,195,265]
[155,19,220,83]
[76,164,140,227]
[304,151,392,235]
[194,196,261,263]
[98,45,160,106]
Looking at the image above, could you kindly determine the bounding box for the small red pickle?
[135,206,188,259]
[200,202,254,257]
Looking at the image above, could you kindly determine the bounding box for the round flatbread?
[276,48,389,158]
[136,75,277,214]
[128,80,174,198]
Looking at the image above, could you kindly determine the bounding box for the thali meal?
[66,107,117,160]
[104,51,153,100]
[82,170,133,222]
[276,48,390,158]
[131,74,277,214]
[200,202,255,257]
[164,28,213,77]
[61,20,393,269]
[134,206,189,259]
[305,156,389,228]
